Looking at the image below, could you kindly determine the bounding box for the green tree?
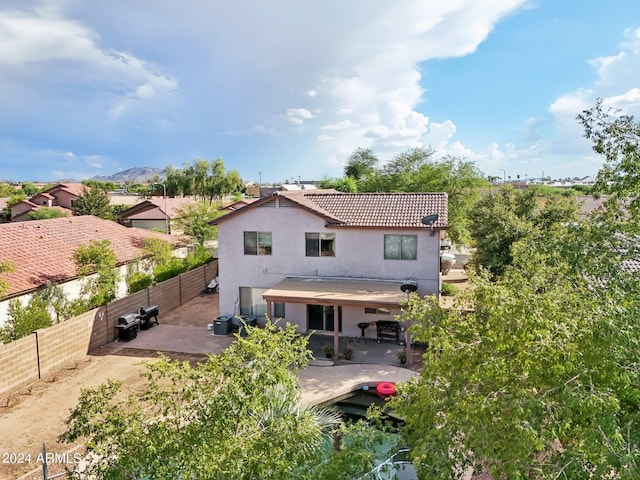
[163,158,244,202]
[20,182,40,196]
[28,207,70,220]
[0,182,16,197]
[577,99,640,221]
[468,184,578,278]
[350,147,488,244]
[0,294,53,343]
[60,322,345,479]
[82,179,118,192]
[344,147,378,181]
[316,176,358,192]
[173,200,224,246]
[393,218,640,479]
[72,240,119,308]
[72,185,113,219]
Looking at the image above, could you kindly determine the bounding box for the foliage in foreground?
[392,219,640,479]
[60,322,391,479]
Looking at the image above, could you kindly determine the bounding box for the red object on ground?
[376,382,396,398]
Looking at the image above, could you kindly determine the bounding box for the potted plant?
[323,344,334,358]
[342,346,353,361]
[397,349,407,365]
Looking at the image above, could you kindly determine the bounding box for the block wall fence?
[0,261,217,398]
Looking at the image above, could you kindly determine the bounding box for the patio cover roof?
[262,277,408,308]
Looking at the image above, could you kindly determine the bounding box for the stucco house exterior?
[0,216,184,329]
[213,190,448,351]
[116,197,200,234]
[9,183,85,221]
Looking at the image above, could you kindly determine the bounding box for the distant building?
[9,183,85,221]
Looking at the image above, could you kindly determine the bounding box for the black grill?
[139,305,159,330]
[115,314,141,341]
[376,320,400,344]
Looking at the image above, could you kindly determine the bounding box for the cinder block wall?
[0,334,39,397]
[36,308,99,379]
[0,261,218,397]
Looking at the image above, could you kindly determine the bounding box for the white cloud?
[0,5,178,117]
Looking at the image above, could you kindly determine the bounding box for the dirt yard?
[0,292,219,480]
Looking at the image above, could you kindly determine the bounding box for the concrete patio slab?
[299,364,418,405]
[117,324,235,355]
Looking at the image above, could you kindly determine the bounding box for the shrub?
[441,282,458,296]
[1,296,53,343]
[153,258,188,283]
[127,272,153,294]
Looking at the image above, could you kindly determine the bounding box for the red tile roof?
[42,183,86,197]
[0,215,180,298]
[118,197,198,220]
[214,190,448,229]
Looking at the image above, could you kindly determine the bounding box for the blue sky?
[1,1,640,184]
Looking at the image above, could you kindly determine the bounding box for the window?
[305,232,335,257]
[239,287,285,318]
[364,307,390,315]
[384,234,417,260]
[307,304,342,332]
[244,231,272,255]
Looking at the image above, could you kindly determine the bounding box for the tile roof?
[42,183,86,197]
[0,215,179,298]
[214,190,448,229]
[118,197,199,220]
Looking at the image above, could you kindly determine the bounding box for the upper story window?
[305,232,335,257]
[384,234,417,260]
[244,231,272,255]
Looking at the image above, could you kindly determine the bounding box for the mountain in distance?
[92,166,165,184]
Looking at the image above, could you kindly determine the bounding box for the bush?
[127,272,153,294]
[441,282,458,296]
[1,296,53,343]
[153,258,188,283]
[185,246,213,270]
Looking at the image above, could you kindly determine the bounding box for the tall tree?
[72,185,113,219]
[163,158,244,202]
[173,200,224,246]
[393,218,640,479]
[578,99,640,222]
[353,146,489,244]
[344,147,378,181]
[468,184,578,278]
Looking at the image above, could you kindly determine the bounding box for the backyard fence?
[0,261,217,398]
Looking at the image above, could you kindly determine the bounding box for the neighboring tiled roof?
[214,190,448,229]
[42,183,86,197]
[0,216,179,298]
[118,197,198,220]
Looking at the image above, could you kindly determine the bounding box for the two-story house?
[9,183,85,221]
[213,190,448,347]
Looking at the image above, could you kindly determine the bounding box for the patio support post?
[266,300,272,321]
[405,319,413,366]
[333,303,340,360]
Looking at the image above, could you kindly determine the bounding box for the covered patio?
[263,277,417,364]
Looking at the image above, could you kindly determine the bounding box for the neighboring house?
[221,198,256,212]
[0,215,183,328]
[9,183,86,221]
[117,197,198,234]
[213,190,448,342]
